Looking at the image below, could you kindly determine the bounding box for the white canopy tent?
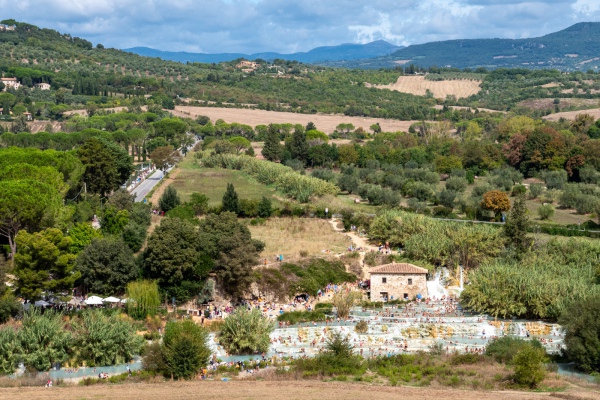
[102,296,121,303]
[84,295,104,305]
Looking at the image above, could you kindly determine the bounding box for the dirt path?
[148,168,181,205]
[6,380,597,400]
[329,219,378,279]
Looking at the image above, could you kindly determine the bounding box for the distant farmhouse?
[0,24,16,32]
[1,77,20,90]
[236,60,259,73]
[35,82,51,90]
[369,263,428,302]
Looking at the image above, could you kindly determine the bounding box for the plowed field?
[375,76,481,99]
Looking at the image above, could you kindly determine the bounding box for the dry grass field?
[374,76,481,99]
[543,107,600,121]
[171,106,418,133]
[5,380,599,400]
[248,217,348,261]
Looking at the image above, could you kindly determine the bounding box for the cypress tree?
[257,196,273,218]
[222,183,239,214]
[287,126,309,165]
[261,124,283,162]
[503,194,531,256]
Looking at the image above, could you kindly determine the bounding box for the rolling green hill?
[0,20,435,120]
[324,22,600,71]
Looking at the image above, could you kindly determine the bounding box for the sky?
[2,0,600,54]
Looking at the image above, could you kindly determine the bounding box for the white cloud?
[572,0,600,15]
[349,13,406,45]
[0,0,597,54]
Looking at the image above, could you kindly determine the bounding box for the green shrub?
[446,177,468,193]
[512,344,547,388]
[528,183,543,199]
[142,342,167,375]
[537,204,554,220]
[219,308,273,355]
[511,184,526,196]
[485,336,543,364]
[162,320,211,380]
[158,186,180,213]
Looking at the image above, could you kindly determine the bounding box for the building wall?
[370,273,427,301]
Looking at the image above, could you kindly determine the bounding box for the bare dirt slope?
[543,107,600,121]
[6,380,597,400]
[172,106,418,134]
[374,76,481,99]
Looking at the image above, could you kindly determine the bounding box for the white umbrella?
[103,296,121,303]
[84,296,104,305]
[34,300,51,307]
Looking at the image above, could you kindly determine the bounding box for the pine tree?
[261,124,283,162]
[222,183,239,214]
[305,121,317,131]
[503,194,531,256]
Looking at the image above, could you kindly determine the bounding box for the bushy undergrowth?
[256,259,356,299]
[0,308,143,375]
[462,239,600,319]
[283,349,530,390]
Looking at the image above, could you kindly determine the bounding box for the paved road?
[131,169,165,202]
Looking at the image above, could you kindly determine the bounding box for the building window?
[382,277,387,284]
[408,278,413,285]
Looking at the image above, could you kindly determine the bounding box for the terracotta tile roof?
[369,263,428,275]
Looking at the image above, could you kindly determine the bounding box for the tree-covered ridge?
[325,22,600,71]
[0,20,436,120]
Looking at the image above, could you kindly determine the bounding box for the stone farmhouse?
[35,82,51,90]
[369,263,428,302]
[1,77,20,90]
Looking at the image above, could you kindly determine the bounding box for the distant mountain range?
[126,22,600,71]
[322,22,600,71]
[125,40,402,64]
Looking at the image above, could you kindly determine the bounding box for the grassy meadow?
[248,218,348,261]
[169,156,286,207]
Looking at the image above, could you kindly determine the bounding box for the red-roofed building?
[369,263,428,301]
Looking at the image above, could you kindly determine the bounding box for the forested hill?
[323,22,600,71]
[0,20,436,121]
[125,40,402,64]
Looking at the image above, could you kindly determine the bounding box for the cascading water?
[209,299,564,361]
